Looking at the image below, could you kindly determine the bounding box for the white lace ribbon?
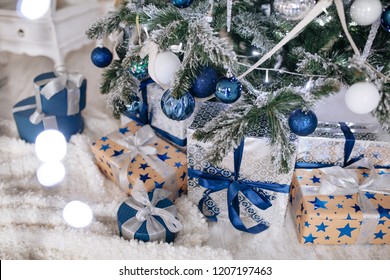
[108,125,179,200]
[121,184,182,242]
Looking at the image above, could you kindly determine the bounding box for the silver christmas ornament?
[273,0,315,21]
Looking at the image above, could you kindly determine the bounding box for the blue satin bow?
[188,140,290,234]
[124,78,186,147]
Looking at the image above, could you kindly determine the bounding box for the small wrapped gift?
[296,122,390,168]
[291,158,390,244]
[117,186,182,243]
[33,71,87,117]
[12,96,84,143]
[187,102,295,234]
[91,121,187,200]
[122,79,197,149]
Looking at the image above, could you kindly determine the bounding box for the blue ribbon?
[124,78,186,147]
[295,122,362,169]
[188,139,290,234]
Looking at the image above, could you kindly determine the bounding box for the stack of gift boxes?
[91,80,390,245]
[12,72,86,143]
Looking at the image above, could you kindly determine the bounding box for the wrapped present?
[296,122,390,168]
[12,96,84,143]
[33,71,87,117]
[117,186,182,243]
[291,158,390,244]
[122,78,197,148]
[91,121,187,200]
[187,102,295,234]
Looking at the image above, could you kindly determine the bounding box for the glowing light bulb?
[17,0,51,20]
[63,201,93,228]
[37,161,66,187]
[35,130,67,162]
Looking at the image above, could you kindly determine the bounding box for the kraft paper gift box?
[92,121,187,200]
[117,186,182,243]
[12,96,84,143]
[33,71,87,117]
[187,102,296,234]
[291,160,390,245]
[296,122,390,168]
[122,78,197,149]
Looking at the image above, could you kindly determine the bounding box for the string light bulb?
[17,0,51,20]
[35,130,67,162]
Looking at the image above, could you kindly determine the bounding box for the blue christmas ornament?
[125,96,141,115]
[190,66,218,98]
[381,6,390,32]
[288,109,318,136]
[161,89,195,121]
[215,76,242,104]
[171,0,193,8]
[91,46,113,68]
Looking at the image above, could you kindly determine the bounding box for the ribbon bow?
[318,158,390,243]
[189,140,290,234]
[109,124,179,200]
[121,184,182,242]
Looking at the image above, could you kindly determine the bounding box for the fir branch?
[373,85,390,132]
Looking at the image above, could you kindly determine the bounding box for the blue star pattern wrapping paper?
[91,121,187,200]
[33,71,87,117]
[187,102,296,233]
[296,122,390,167]
[291,165,390,244]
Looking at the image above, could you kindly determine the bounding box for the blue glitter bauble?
[128,57,149,80]
[125,96,141,115]
[190,66,218,98]
[171,0,193,8]
[381,6,390,32]
[91,47,113,68]
[215,76,242,104]
[161,89,195,121]
[288,109,318,136]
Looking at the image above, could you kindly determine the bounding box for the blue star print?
[100,144,110,151]
[337,223,357,238]
[346,214,353,220]
[180,171,187,181]
[111,149,124,157]
[157,152,171,162]
[328,195,335,199]
[128,171,133,176]
[303,233,317,244]
[365,192,376,200]
[351,204,361,213]
[139,173,151,183]
[337,204,343,209]
[374,230,386,240]
[325,236,330,240]
[362,172,369,178]
[154,181,164,189]
[378,220,385,225]
[304,221,310,228]
[139,163,149,170]
[174,162,183,168]
[377,205,390,220]
[345,195,353,199]
[316,222,328,232]
[310,175,321,184]
[308,197,328,210]
[119,127,129,134]
[165,146,170,149]
[101,136,108,142]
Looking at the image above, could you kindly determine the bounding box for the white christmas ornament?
[35,130,67,162]
[350,0,382,26]
[153,51,181,88]
[345,82,380,114]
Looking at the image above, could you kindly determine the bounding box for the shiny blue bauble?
[91,47,113,68]
[381,6,390,32]
[125,96,141,115]
[288,109,318,136]
[190,66,218,98]
[171,0,193,8]
[215,76,242,104]
[161,89,196,121]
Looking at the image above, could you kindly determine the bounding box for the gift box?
[296,122,390,168]
[122,78,197,149]
[33,71,87,117]
[91,121,187,200]
[117,187,182,243]
[187,102,296,234]
[12,96,84,143]
[291,160,390,244]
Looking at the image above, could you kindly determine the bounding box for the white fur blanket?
[1,109,390,260]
